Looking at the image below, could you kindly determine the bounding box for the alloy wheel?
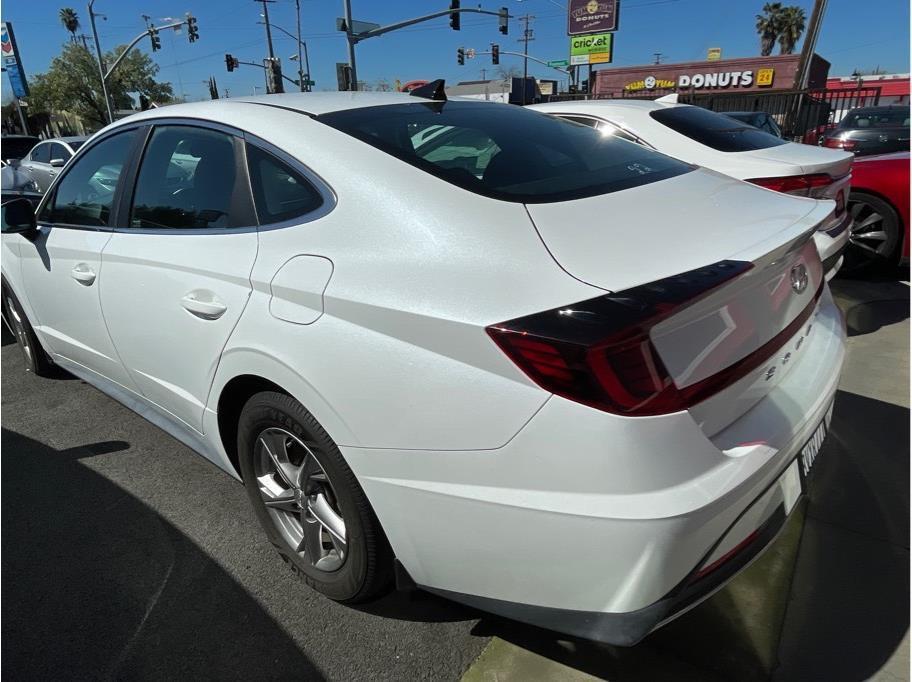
[6,294,32,366]
[848,199,891,261]
[254,426,347,572]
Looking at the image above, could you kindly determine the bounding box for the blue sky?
[2,0,909,104]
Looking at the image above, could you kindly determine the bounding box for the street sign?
[567,0,619,36]
[1,22,29,98]
[466,48,476,59]
[303,79,316,87]
[547,59,570,68]
[336,18,381,34]
[569,32,613,66]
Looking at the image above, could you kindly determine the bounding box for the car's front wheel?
[843,192,902,274]
[1,283,56,376]
[238,391,392,602]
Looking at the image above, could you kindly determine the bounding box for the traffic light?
[265,57,284,94]
[149,27,161,52]
[225,53,239,72]
[491,44,500,65]
[186,14,199,43]
[449,0,460,30]
[457,47,465,66]
[498,7,508,34]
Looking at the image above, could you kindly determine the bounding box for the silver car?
[18,136,87,193]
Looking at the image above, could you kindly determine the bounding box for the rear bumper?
[344,289,846,645]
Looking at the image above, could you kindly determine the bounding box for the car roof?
[849,105,908,113]
[530,99,666,114]
[116,92,484,123]
[57,135,88,144]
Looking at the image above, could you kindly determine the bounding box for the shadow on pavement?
[831,272,910,337]
[1,428,325,681]
[774,389,910,680]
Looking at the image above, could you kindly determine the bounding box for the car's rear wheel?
[237,391,392,603]
[1,283,56,376]
[843,192,902,274]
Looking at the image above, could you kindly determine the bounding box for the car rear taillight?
[823,137,857,152]
[487,261,755,417]
[746,173,834,196]
[488,262,825,417]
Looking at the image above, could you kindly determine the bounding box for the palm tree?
[777,5,806,55]
[755,2,783,57]
[59,8,80,43]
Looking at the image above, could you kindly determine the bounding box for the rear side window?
[318,101,691,203]
[839,109,910,129]
[30,143,50,163]
[130,126,247,229]
[39,129,137,227]
[650,106,788,152]
[50,142,71,162]
[246,144,324,224]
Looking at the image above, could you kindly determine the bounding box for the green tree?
[59,8,80,43]
[28,42,174,128]
[777,5,806,55]
[755,2,783,57]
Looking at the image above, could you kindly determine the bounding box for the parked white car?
[529,99,854,278]
[17,136,87,193]
[1,91,845,646]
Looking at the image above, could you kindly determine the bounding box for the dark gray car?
[822,106,910,157]
[17,136,87,193]
[722,111,783,138]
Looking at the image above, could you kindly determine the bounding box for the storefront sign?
[624,75,676,92]
[568,0,619,36]
[677,70,776,89]
[707,47,722,61]
[569,32,613,66]
[1,22,29,98]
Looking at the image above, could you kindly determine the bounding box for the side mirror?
[50,158,66,168]
[1,197,38,234]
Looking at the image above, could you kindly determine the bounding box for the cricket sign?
[569,32,613,66]
[567,0,619,36]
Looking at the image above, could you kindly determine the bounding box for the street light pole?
[256,0,277,59]
[294,0,305,92]
[343,0,358,90]
[88,0,114,123]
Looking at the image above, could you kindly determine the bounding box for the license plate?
[799,402,834,486]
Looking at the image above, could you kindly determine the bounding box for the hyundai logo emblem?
[790,264,809,294]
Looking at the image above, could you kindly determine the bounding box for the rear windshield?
[650,106,788,152]
[839,109,909,129]
[317,101,692,203]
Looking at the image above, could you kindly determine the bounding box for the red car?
[844,151,910,273]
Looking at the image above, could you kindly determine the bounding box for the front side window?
[319,101,691,203]
[30,143,50,163]
[130,126,241,229]
[39,129,137,227]
[246,144,324,224]
[650,105,788,152]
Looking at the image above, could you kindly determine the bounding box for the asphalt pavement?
[2,271,909,681]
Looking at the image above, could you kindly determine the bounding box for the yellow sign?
[757,68,775,87]
[707,47,722,61]
[624,77,675,92]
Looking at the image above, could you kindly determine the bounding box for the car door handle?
[71,264,97,285]
[180,291,227,320]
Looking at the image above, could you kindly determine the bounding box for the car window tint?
[39,129,137,227]
[560,115,599,128]
[650,106,788,152]
[131,126,240,229]
[30,143,50,163]
[595,121,641,144]
[840,109,910,129]
[50,142,70,162]
[246,144,324,224]
[319,102,692,203]
[68,140,85,152]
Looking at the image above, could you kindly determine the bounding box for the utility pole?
[653,52,663,65]
[294,0,305,91]
[480,67,487,80]
[343,0,358,90]
[256,0,277,59]
[518,13,534,104]
[88,0,114,123]
[794,0,827,90]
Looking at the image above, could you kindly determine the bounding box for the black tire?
[842,192,902,275]
[238,391,392,603]
[1,282,56,377]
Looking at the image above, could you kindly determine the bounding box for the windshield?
[650,106,788,152]
[839,109,910,129]
[318,101,692,203]
[68,140,85,152]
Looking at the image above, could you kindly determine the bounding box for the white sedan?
[529,99,854,278]
[1,90,845,646]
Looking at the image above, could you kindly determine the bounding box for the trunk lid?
[741,141,854,176]
[524,168,832,433]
